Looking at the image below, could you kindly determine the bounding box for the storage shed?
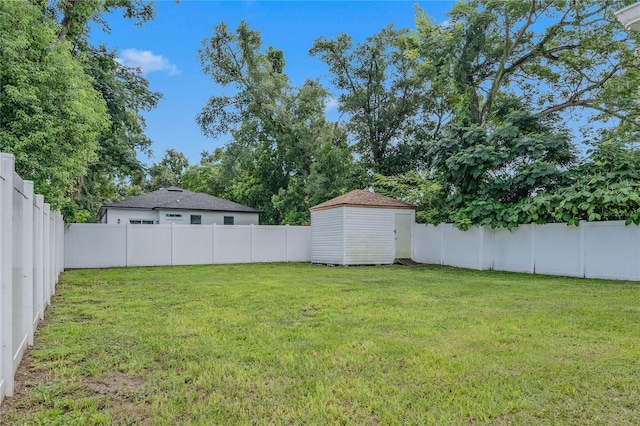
[310,189,415,265]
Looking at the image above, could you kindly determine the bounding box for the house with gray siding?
[99,187,260,225]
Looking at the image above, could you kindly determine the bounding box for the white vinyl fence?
[414,221,640,280]
[65,223,312,269]
[0,153,64,403]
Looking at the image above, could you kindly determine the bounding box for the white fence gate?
[0,153,64,403]
[413,222,640,280]
[65,223,312,269]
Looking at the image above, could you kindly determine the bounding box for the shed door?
[394,213,412,259]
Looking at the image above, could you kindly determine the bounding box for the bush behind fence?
[0,153,64,403]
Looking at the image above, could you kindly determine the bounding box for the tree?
[48,0,163,221]
[198,22,361,224]
[146,149,189,191]
[0,0,109,205]
[310,27,426,175]
[72,45,162,220]
[407,0,640,135]
[428,109,576,228]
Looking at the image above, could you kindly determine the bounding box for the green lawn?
[1,263,639,425]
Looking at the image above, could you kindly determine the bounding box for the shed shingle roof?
[309,189,415,211]
[100,187,261,215]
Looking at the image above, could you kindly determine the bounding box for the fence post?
[439,225,445,265]
[33,195,44,322]
[285,225,289,262]
[579,221,586,278]
[171,222,175,266]
[1,153,15,398]
[50,212,55,293]
[126,223,130,267]
[43,203,50,305]
[250,224,254,262]
[22,181,34,345]
[530,224,536,274]
[478,226,485,270]
[211,224,216,264]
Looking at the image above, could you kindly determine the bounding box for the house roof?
[99,187,261,218]
[309,189,415,212]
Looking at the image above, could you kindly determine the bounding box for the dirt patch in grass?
[1,351,150,425]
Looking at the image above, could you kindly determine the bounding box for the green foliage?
[0,0,160,221]
[146,149,189,191]
[451,141,640,229]
[198,22,362,224]
[310,27,426,175]
[372,172,446,224]
[408,0,640,136]
[0,0,109,205]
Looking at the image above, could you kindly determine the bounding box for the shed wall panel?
[311,209,344,264]
[344,207,395,265]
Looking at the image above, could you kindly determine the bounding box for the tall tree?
[408,0,640,135]
[310,27,425,175]
[198,22,361,224]
[0,0,109,204]
[146,149,190,191]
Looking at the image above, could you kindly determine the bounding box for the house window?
[190,215,202,225]
[224,216,234,225]
[129,219,154,224]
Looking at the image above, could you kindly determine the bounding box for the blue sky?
[92,1,455,165]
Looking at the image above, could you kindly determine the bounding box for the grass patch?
[1,263,639,424]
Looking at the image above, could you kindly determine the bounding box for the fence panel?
[1,154,12,401]
[286,226,312,262]
[491,225,534,273]
[0,153,63,403]
[65,224,313,268]
[127,225,172,266]
[214,226,252,264]
[172,225,213,265]
[583,221,640,280]
[442,224,484,269]
[252,226,287,262]
[412,224,441,264]
[32,195,44,326]
[65,224,127,269]
[534,223,582,277]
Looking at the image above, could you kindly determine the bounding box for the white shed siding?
[311,208,344,264]
[344,207,395,265]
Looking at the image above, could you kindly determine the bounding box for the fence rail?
[0,153,64,403]
[413,221,640,280]
[65,223,312,269]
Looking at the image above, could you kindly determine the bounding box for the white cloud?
[325,96,339,112]
[117,48,179,75]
